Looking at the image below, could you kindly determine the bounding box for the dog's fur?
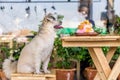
[2,13,61,79]
[2,56,17,79]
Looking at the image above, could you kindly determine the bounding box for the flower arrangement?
[76,20,94,33]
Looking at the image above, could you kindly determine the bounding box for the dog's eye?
[50,16,56,20]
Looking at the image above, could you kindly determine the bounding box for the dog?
[2,13,62,79]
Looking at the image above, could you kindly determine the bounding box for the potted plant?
[53,38,75,80]
[53,37,89,80]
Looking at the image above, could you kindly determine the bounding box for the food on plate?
[76,20,94,33]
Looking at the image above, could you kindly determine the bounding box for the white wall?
[114,0,120,16]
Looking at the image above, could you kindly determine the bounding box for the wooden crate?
[11,73,56,80]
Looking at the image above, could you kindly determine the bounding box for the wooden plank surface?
[108,56,120,80]
[11,73,56,80]
[88,48,106,80]
[94,47,117,80]
[0,35,14,48]
[62,40,120,47]
[62,36,120,47]
[0,35,15,40]
[89,48,111,78]
[62,36,120,41]
[88,48,112,80]
[11,77,46,80]
[11,73,56,77]
[106,47,117,62]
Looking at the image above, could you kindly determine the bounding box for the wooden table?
[0,35,15,48]
[62,35,120,80]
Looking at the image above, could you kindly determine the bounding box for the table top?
[0,35,15,42]
[62,35,120,47]
[62,35,120,41]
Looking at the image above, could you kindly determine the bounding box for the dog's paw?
[44,70,51,74]
[34,71,42,74]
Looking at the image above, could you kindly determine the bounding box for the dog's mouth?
[54,15,64,29]
[54,21,63,29]
[54,25,63,29]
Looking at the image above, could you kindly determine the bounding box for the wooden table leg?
[106,47,117,62]
[94,47,117,80]
[108,56,120,80]
[76,61,80,80]
[88,48,111,80]
[9,40,13,48]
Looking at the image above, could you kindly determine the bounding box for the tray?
[75,32,98,36]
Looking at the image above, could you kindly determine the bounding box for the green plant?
[0,41,25,61]
[11,41,25,60]
[112,47,120,60]
[53,37,90,69]
[30,31,37,36]
[0,46,11,68]
[53,38,71,69]
[0,46,11,58]
[101,47,120,62]
[114,15,120,34]
[93,27,108,35]
[0,41,25,69]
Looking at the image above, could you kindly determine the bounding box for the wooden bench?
[0,35,14,48]
[11,73,56,80]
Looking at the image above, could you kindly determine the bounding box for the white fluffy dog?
[2,13,62,79]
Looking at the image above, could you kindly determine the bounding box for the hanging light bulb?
[68,0,70,2]
[0,6,3,10]
[51,2,57,14]
[26,0,31,2]
[34,6,37,15]
[51,1,56,10]
[11,6,13,10]
[51,5,56,10]
[25,6,30,18]
[43,8,47,15]
[28,0,31,2]
[0,6,5,12]
[26,6,30,14]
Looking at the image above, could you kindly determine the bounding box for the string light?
[10,6,13,10]
[51,5,56,10]
[0,6,5,11]
[25,6,30,18]
[43,8,47,15]
[34,6,37,15]
[68,0,71,2]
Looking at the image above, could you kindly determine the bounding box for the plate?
[75,32,98,36]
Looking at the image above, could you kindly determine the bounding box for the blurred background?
[0,0,120,33]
